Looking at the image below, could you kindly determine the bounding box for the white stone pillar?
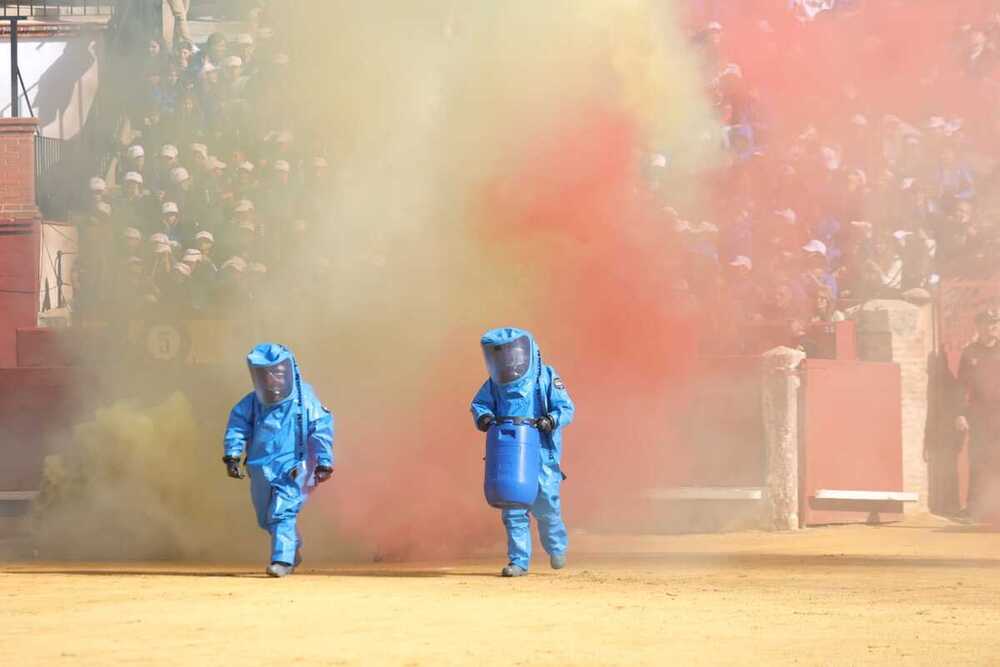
[761,346,806,530]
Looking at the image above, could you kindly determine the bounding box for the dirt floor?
[2,516,1000,666]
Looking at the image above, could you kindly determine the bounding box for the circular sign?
[146,324,183,361]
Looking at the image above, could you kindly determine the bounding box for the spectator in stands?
[122,144,147,181]
[162,261,194,312]
[114,172,156,231]
[198,32,230,71]
[865,232,904,296]
[898,229,936,290]
[163,94,207,147]
[84,177,109,215]
[800,239,838,298]
[152,144,181,195]
[809,286,846,324]
[121,227,143,260]
[935,146,976,203]
[156,201,186,244]
[234,33,257,76]
[234,162,259,202]
[194,230,218,269]
[166,166,209,232]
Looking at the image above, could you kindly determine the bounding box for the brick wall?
[0,118,41,368]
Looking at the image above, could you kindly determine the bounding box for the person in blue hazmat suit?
[470,327,575,577]
[223,343,334,577]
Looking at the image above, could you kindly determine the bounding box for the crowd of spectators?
[67,2,1000,342]
[71,4,327,318]
[656,3,1000,354]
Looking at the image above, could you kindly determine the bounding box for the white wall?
[0,34,101,140]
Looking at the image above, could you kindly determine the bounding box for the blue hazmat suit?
[470,327,575,570]
[224,343,334,565]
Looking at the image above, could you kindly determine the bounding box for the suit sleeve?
[305,389,335,468]
[470,379,496,427]
[545,366,575,430]
[223,393,255,459]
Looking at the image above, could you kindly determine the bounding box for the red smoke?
[324,103,700,559]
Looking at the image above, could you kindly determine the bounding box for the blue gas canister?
[484,421,541,509]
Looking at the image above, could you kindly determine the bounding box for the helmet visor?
[249,358,293,405]
[483,335,532,384]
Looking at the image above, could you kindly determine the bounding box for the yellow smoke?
[35,1,720,560]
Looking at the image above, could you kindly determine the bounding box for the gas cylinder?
[484,420,541,509]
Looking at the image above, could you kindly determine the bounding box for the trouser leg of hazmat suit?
[501,463,567,570]
[249,469,307,565]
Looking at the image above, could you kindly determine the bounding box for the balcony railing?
[1,1,115,17]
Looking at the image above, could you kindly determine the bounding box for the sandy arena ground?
[3,517,999,666]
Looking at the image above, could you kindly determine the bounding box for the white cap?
[124,227,142,240]
[802,240,828,256]
[225,55,243,68]
[170,166,190,183]
[221,256,248,272]
[174,262,192,277]
[195,230,215,243]
[706,21,723,31]
[234,199,255,213]
[89,176,107,192]
[150,232,169,244]
[236,32,254,45]
[96,201,112,216]
[718,63,742,79]
[274,159,290,173]
[238,161,254,172]
[162,201,179,215]
[190,143,208,157]
[154,242,173,255]
[182,248,202,262]
[774,208,797,223]
[312,156,328,168]
[124,171,143,184]
[127,144,145,159]
[729,255,753,270]
[160,144,179,158]
[819,145,841,170]
[893,230,914,241]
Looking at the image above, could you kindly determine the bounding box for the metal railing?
[1,1,115,17]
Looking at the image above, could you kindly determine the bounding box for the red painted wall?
[0,118,41,369]
[799,359,904,525]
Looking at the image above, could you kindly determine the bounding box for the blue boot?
[501,563,527,577]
